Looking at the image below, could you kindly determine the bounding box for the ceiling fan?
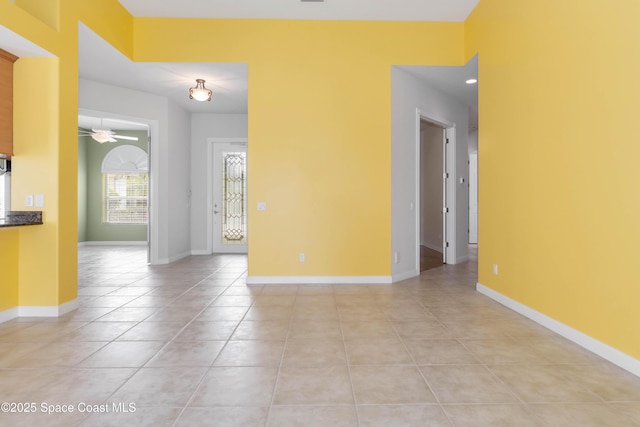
[78,119,139,143]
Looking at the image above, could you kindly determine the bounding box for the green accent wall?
[80,129,149,242]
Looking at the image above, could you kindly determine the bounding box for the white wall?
[469,128,478,154]
[190,113,248,253]
[79,79,192,264]
[391,67,469,280]
[167,102,192,261]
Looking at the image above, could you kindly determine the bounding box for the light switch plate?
[35,194,44,208]
[257,202,267,211]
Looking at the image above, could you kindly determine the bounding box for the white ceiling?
[0,25,53,57]
[78,24,248,119]
[78,2,478,130]
[117,0,480,22]
[78,115,149,132]
[398,56,478,129]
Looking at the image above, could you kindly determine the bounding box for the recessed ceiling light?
[465,78,478,85]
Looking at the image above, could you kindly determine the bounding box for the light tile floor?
[0,246,639,426]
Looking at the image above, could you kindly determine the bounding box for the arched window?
[101,145,148,224]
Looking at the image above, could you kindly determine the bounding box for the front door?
[213,142,248,253]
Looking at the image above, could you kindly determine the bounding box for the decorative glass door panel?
[213,142,248,253]
[221,152,247,244]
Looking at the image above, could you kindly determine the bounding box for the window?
[103,173,148,224]
[100,145,149,225]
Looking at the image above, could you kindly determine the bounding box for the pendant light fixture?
[188,79,213,102]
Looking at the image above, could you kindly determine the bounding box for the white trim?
[191,250,211,256]
[15,299,79,318]
[157,251,190,265]
[82,241,147,246]
[207,138,248,255]
[57,299,79,316]
[246,276,393,285]
[392,269,419,283]
[422,242,444,253]
[0,307,19,323]
[168,251,191,263]
[415,109,457,272]
[477,283,640,378]
[455,254,469,264]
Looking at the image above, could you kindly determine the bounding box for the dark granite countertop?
[0,211,43,228]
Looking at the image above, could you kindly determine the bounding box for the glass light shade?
[92,131,112,143]
[189,79,213,102]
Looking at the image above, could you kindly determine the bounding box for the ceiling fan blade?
[112,135,139,141]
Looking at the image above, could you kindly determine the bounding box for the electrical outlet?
[493,263,499,275]
[25,194,33,207]
[299,253,305,262]
[394,252,399,263]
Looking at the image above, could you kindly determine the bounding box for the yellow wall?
[0,229,18,312]
[467,0,640,358]
[2,0,637,367]
[0,1,464,311]
[134,19,464,276]
[14,0,59,30]
[13,57,60,305]
[0,0,133,312]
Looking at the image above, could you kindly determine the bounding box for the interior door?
[213,142,248,253]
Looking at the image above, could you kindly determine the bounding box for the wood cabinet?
[0,48,18,158]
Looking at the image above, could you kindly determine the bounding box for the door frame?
[79,108,159,264]
[415,109,456,272]
[206,137,248,254]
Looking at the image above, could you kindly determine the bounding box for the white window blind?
[103,173,148,224]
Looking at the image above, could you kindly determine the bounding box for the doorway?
[209,139,248,254]
[78,109,159,264]
[419,119,447,271]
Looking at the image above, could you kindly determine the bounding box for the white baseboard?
[57,299,79,316]
[81,241,147,246]
[246,276,393,285]
[0,299,79,323]
[0,307,19,323]
[455,254,469,264]
[168,251,191,263]
[19,298,79,317]
[477,283,640,378]
[422,242,443,252]
[191,250,211,256]
[392,269,419,283]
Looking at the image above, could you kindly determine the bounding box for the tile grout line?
[336,290,362,427]
[263,285,300,427]
[168,269,251,426]
[384,299,455,427]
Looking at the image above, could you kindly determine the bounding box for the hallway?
[0,247,639,426]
